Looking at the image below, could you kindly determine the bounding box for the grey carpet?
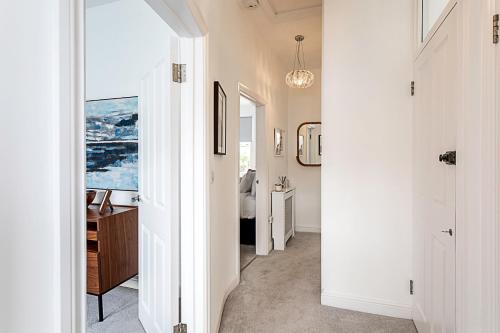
[87,287,145,333]
[220,233,417,333]
[240,245,257,270]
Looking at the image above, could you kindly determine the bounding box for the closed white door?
[138,35,181,333]
[413,5,458,333]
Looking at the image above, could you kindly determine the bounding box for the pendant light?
[286,35,314,89]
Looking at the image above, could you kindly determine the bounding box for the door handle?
[441,229,453,236]
[256,179,260,184]
[439,151,456,165]
[132,195,141,203]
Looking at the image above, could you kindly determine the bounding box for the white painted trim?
[321,291,412,320]
[214,277,239,333]
[238,83,271,258]
[59,0,86,332]
[295,225,321,233]
[259,0,321,23]
[179,35,209,333]
[144,0,206,37]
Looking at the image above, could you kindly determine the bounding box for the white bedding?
[240,192,256,219]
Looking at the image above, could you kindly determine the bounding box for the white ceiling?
[245,0,322,69]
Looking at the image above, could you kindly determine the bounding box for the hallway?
[219,233,417,333]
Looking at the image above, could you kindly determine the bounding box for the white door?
[413,5,458,333]
[138,35,181,333]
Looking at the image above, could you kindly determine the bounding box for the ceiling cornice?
[259,0,322,23]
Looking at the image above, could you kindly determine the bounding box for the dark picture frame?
[319,134,322,156]
[214,81,227,155]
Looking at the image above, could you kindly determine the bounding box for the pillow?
[251,175,257,196]
[239,170,255,193]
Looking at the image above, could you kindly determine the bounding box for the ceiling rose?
[286,35,314,89]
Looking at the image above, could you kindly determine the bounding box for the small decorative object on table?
[275,184,283,192]
[98,189,114,215]
[86,190,97,208]
[279,176,287,188]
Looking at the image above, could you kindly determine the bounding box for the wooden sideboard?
[87,205,138,322]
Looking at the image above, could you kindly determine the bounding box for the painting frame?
[85,96,139,192]
[214,81,227,155]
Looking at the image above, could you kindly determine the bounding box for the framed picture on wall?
[214,81,227,155]
[319,134,322,156]
[274,128,285,156]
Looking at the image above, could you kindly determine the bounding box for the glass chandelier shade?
[286,35,314,89]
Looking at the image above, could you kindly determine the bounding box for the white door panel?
[138,34,180,333]
[414,5,458,333]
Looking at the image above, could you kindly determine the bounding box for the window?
[240,142,252,177]
[422,0,450,41]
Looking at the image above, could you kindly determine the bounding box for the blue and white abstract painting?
[86,96,138,142]
[85,97,139,191]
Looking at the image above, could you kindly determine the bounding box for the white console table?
[272,187,296,251]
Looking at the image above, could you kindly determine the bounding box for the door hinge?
[494,14,499,44]
[410,280,414,295]
[172,63,187,83]
[410,81,415,96]
[173,323,187,333]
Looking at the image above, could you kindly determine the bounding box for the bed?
[240,170,257,245]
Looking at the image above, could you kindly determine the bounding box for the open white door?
[138,34,181,333]
[413,5,458,333]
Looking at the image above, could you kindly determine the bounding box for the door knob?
[131,195,141,203]
[439,151,456,165]
[256,180,260,184]
[441,229,453,236]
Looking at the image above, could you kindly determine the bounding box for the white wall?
[193,1,289,331]
[86,0,170,204]
[321,0,414,318]
[0,1,62,332]
[287,68,322,233]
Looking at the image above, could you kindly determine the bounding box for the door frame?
[57,0,209,332]
[237,83,271,266]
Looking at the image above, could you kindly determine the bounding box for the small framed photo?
[319,134,322,156]
[214,81,227,155]
[274,128,285,156]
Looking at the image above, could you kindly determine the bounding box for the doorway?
[239,95,258,270]
[76,0,209,332]
[236,85,270,276]
[85,0,181,331]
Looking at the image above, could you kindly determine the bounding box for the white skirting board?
[295,225,321,233]
[215,277,239,332]
[321,291,412,320]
